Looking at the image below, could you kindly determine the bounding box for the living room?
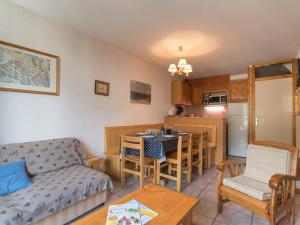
[0,1,299,225]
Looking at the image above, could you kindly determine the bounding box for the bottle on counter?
[160,127,165,135]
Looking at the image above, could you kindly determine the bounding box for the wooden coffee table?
[72,184,198,225]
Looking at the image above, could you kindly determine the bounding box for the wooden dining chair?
[191,133,204,176]
[207,142,216,168]
[120,135,156,188]
[158,134,192,192]
[202,131,209,169]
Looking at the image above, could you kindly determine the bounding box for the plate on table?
[136,132,148,136]
[141,135,155,138]
[163,135,175,138]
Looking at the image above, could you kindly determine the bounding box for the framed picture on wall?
[95,80,110,96]
[130,80,151,104]
[0,40,60,95]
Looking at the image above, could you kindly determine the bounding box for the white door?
[255,78,293,145]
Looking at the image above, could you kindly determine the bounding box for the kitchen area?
[169,74,249,160]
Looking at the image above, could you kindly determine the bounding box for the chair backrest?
[192,133,203,151]
[202,131,208,149]
[177,134,192,159]
[192,133,202,147]
[244,141,298,184]
[166,124,216,147]
[121,135,144,154]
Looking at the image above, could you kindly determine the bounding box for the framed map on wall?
[0,40,60,95]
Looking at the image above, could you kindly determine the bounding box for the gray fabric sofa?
[0,138,113,225]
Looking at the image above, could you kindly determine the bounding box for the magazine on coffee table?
[125,199,159,224]
[106,199,158,225]
[106,203,141,225]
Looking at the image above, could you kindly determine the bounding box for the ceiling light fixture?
[168,46,192,77]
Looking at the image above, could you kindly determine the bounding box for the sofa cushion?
[244,144,291,184]
[0,138,86,176]
[223,175,271,200]
[0,160,32,196]
[0,164,113,225]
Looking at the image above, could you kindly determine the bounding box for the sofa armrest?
[86,155,105,172]
[269,174,296,190]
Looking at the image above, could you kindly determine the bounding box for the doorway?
[248,59,297,146]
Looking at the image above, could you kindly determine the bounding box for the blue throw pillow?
[0,160,32,196]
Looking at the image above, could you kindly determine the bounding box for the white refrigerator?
[228,103,248,157]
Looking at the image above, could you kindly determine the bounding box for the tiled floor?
[106,166,300,225]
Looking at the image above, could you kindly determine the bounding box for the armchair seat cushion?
[223,175,271,200]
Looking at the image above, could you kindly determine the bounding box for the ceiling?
[10,0,300,77]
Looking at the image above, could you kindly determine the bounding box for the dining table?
[123,132,189,184]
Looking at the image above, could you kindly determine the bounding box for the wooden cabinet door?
[192,87,201,106]
[171,80,183,105]
[229,79,248,102]
[183,82,192,105]
[171,80,191,105]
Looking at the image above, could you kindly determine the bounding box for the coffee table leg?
[181,210,192,225]
[186,211,192,225]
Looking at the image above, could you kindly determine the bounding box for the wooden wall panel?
[164,116,226,163]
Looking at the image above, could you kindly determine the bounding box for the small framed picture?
[95,80,110,96]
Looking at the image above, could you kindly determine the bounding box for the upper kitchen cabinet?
[192,87,201,106]
[228,79,248,102]
[171,80,191,105]
[189,75,230,106]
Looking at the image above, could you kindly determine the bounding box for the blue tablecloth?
[125,135,178,160]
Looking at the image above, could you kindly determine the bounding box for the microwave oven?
[203,91,227,105]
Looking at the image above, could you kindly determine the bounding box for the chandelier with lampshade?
[168,46,193,77]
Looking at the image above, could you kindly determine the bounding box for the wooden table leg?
[156,159,160,185]
[153,159,157,185]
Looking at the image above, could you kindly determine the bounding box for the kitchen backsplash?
[188,106,228,118]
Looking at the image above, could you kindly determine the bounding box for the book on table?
[106,199,158,225]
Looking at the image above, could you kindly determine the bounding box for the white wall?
[0,0,171,155]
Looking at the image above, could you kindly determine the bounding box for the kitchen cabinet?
[192,87,202,106]
[189,75,230,106]
[171,80,191,105]
[189,75,229,92]
[228,79,248,102]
